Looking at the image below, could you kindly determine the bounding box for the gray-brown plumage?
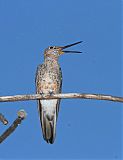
[35,41,82,144]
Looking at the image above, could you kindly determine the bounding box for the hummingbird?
[35,41,82,144]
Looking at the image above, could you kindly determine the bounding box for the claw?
[40,91,44,96]
[49,90,54,96]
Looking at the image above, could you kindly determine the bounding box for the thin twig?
[0,113,8,125]
[0,110,26,143]
[0,93,122,103]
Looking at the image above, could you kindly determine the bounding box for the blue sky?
[0,0,122,159]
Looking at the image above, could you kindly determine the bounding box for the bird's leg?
[49,90,54,96]
[39,91,45,96]
[39,90,54,97]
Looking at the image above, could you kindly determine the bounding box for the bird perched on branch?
[35,41,82,144]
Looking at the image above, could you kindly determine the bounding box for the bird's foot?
[40,91,44,96]
[49,90,54,96]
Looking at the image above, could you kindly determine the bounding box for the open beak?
[59,41,82,54]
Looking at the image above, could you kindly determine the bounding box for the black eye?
[49,46,53,49]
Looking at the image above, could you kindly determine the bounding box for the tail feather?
[38,100,57,144]
[42,113,56,144]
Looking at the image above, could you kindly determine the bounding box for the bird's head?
[44,41,82,60]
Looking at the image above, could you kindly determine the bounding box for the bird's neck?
[44,57,59,68]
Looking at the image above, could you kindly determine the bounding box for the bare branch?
[0,110,26,143]
[0,113,8,125]
[0,93,122,103]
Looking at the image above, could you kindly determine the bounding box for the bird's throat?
[44,57,59,69]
